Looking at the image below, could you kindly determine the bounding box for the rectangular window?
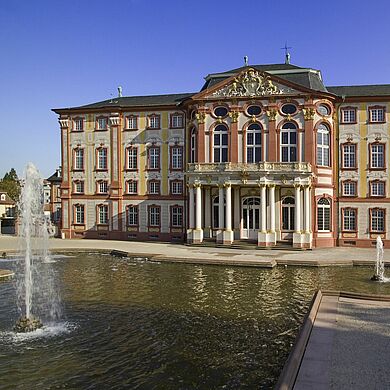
[97,148,108,170]
[149,206,160,227]
[171,146,183,170]
[371,209,385,232]
[343,208,356,231]
[342,181,357,197]
[127,116,137,129]
[171,206,183,227]
[370,144,385,169]
[171,114,183,128]
[127,180,138,194]
[317,128,330,166]
[74,118,84,131]
[75,204,85,224]
[97,181,108,194]
[127,147,138,170]
[370,181,385,197]
[148,115,160,129]
[341,108,356,123]
[74,181,84,194]
[97,117,107,130]
[148,181,160,195]
[74,149,84,170]
[171,180,183,195]
[98,205,109,224]
[127,205,138,226]
[148,147,160,169]
[369,107,385,123]
[342,144,356,168]
[317,199,331,231]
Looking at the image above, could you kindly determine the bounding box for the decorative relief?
[195,112,206,124]
[109,116,120,126]
[211,69,294,98]
[266,109,277,121]
[59,118,69,129]
[188,162,312,173]
[303,107,315,120]
[228,111,240,123]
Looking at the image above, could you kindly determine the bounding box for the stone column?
[269,185,276,232]
[261,185,267,232]
[233,187,240,240]
[304,186,311,233]
[223,183,234,244]
[204,187,211,238]
[295,185,301,232]
[195,184,202,231]
[218,185,224,229]
[189,185,194,230]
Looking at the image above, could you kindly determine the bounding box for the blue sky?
[1,0,390,178]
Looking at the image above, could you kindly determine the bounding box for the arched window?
[246,123,262,163]
[190,127,197,163]
[317,124,330,166]
[213,124,228,163]
[317,198,331,231]
[212,196,225,229]
[282,196,295,231]
[280,122,297,162]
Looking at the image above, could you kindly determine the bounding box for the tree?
[0,168,21,202]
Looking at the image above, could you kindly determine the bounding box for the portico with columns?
[186,162,314,248]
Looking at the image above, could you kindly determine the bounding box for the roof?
[326,84,390,97]
[53,93,195,112]
[201,63,328,93]
[47,171,62,183]
[0,193,15,205]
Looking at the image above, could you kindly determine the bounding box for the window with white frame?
[343,208,356,231]
[317,198,331,231]
[127,205,138,226]
[280,122,297,162]
[148,181,160,194]
[75,204,85,224]
[171,206,183,227]
[98,205,109,224]
[317,124,330,166]
[370,209,385,232]
[97,148,108,170]
[370,181,385,197]
[127,180,138,194]
[369,107,385,123]
[97,117,107,130]
[74,181,84,194]
[74,118,83,131]
[171,146,183,170]
[127,147,137,170]
[246,123,262,163]
[370,144,385,169]
[341,108,356,123]
[97,181,108,194]
[213,124,228,163]
[190,128,197,163]
[171,180,183,195]
[149,206,160,226]
[171,114,183,128]
[342,181,357,196]
[74,149,84,170]
[342,144,356,168]
[127,116,137,129]
[148,115,160,129]
[148,147,160,169]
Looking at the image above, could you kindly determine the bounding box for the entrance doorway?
[241,197,260,240]
[281,196,295,240]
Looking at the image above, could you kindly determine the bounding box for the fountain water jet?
[371,236,386,281]
[14,163,62,332]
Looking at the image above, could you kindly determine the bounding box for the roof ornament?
[244,56,249,67]
[118,86,123,98]
[281,42,292,64]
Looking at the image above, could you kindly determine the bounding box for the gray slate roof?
[326,85,390,97]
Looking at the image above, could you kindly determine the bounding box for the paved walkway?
[277,291,390,389]
[0,236,387,267]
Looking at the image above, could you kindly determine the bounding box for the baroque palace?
[53,62,390,248]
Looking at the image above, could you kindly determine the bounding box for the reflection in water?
[0,253,389,389]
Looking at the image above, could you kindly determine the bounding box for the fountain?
[371,236,385,281]
[14,163,62,332]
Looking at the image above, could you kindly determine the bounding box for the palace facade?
[53,63,390,248]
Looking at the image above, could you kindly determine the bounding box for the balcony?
[187,162,312,174]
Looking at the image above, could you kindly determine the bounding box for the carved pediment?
[210,69,297,98]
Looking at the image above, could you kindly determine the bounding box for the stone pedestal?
[293,232,312,249]
[222,230,234,245]
[191,228,203,244]
[258,231,276,247]
[216,229,224,244]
